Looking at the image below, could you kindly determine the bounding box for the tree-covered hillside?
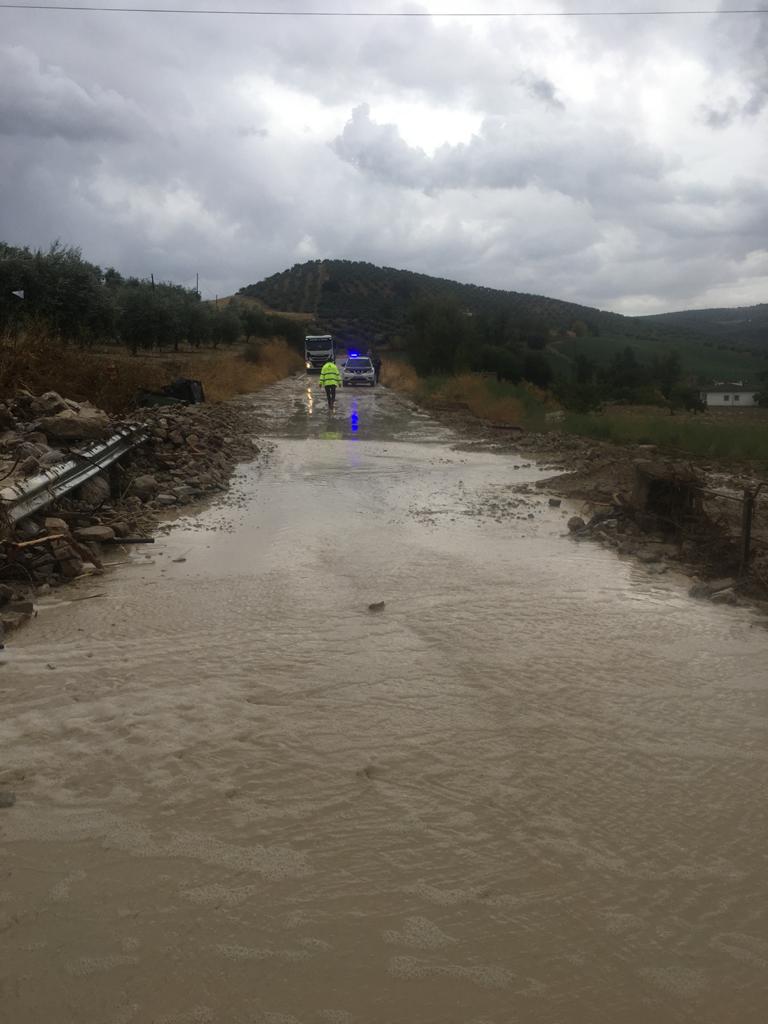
[638,304,768,351]
[239,259,641,345]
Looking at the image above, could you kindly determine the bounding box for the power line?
[0,4,766,15]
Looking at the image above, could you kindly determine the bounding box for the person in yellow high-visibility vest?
[319,359,342,411]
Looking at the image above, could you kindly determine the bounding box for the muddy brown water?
[2,378,767,1024]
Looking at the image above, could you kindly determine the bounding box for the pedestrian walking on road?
[372,354,382,384]
[319,358,342,411]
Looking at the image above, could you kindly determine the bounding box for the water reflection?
[350,398,359,436]
[305,385,314,415]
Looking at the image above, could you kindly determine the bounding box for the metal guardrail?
[0,423,149,526]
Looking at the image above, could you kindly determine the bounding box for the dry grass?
[0,329,302,413]
[381,360,421,394]
[181,340,302,401]
[429,373,527,424]
[383,362,541,426]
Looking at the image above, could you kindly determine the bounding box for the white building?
[699,382,759,407]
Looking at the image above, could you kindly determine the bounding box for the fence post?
[738,487,755,580]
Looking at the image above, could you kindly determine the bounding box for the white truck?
[304,334,335,373]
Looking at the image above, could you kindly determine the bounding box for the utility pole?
[196,272,199,297]
[150,273,155,291]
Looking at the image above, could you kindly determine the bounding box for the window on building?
[723,394,730,401]
[734,394,740,401]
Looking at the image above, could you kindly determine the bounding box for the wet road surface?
[3,377,768,1023]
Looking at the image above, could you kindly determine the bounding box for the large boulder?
[39,403,110,441]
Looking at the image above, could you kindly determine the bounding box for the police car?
[341,355,376,387]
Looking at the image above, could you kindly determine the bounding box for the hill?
[239,259,637,343]
[238,260,768,383]
[638,304,768,351]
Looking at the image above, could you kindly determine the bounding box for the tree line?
[0,241,304,353]
[405,297,711,411]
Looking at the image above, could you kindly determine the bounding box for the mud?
[2,376,768,1023]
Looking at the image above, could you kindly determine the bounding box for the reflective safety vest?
[319,361,341,387]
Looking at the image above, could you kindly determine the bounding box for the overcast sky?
[1,1,766,314]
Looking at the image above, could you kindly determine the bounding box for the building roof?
[700,384,758,393]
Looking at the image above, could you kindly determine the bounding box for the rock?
[0,584,14,606]
[173,485,195,499]
[39,391,70,415]
[548,497,561,507]
[0,404,14,429]
[156,493,177,506]
[44,517,70,534]
[710,587,738,605]
[20,455,39,475]
[186,434,201,448]
[1,611,29,632]
[130,474,159,498]
[567,516,586,533]
[8,600,34,615]
[15,441,46,461]
[50,541,84,578]
[75,473,111,510]
[689,578,737,600]
[636,549,661,564]
[39,404,109,441]
[169,431,184,446]
[368,601,386,612]
[38,449,67,468]
[111,521,131,538]
[73,525,115,543]
[15,519,42,539]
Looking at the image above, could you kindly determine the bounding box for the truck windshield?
[306,340,331,350]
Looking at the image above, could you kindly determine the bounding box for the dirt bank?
[392,389,768,612]
[1,387,269,638]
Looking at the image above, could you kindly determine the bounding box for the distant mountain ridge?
[638,303,768,349]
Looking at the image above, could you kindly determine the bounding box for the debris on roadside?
[0,387,268,638]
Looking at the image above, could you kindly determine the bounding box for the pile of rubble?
[0,389,266,639]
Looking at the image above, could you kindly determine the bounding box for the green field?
[562,407,768,462]
[550,333,768,385]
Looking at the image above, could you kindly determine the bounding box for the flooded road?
[3,377,768,1024]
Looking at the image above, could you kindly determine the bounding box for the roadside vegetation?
[383,296,768,466]
[0,241,305,410]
